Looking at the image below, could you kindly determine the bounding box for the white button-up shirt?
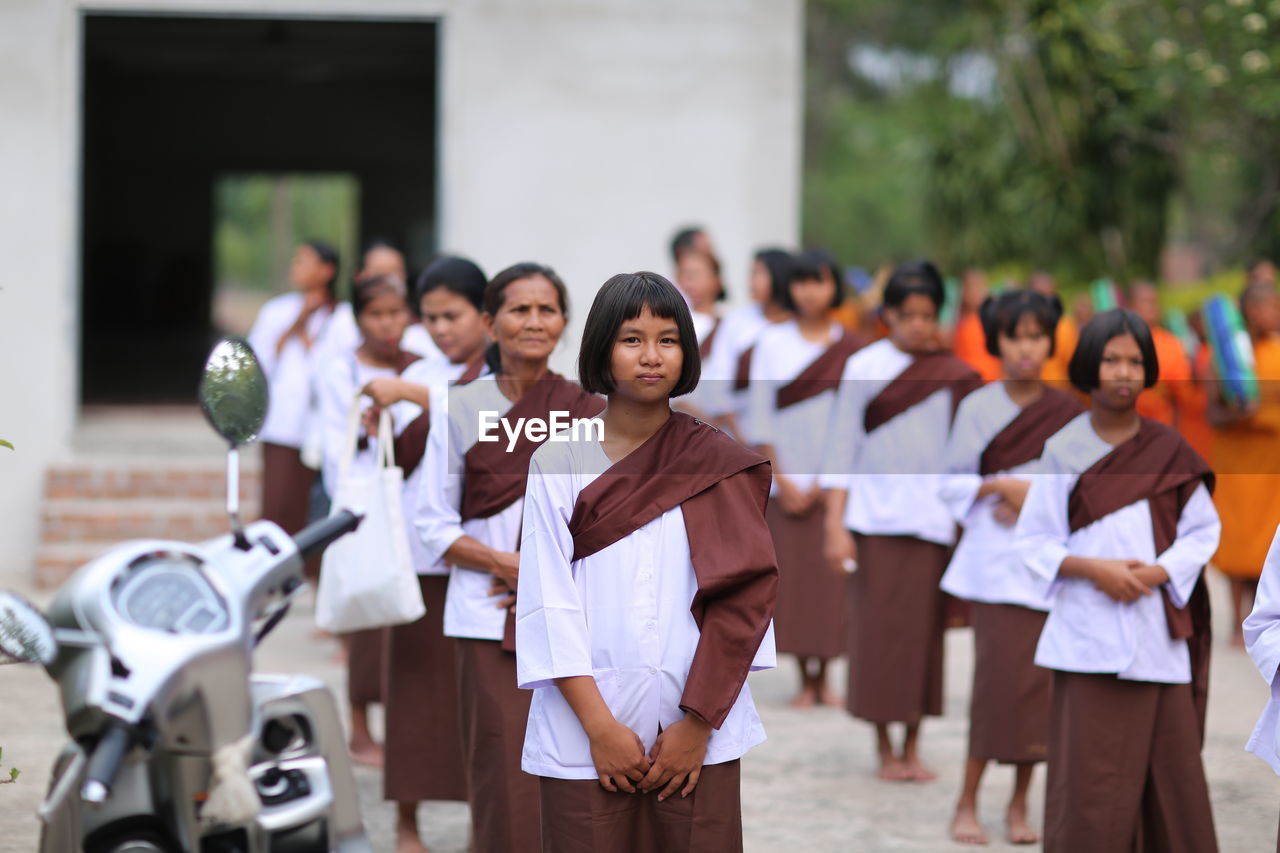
[817,338,959,546]
[415,377,522,641]
[516,435,774,780]
[1244,525,1280,773]
[1015,414,1221,683]
[939,382,1055,610]
[394,356,486,576]
[743,320,844,494]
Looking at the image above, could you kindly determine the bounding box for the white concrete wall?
[0,0,802,576]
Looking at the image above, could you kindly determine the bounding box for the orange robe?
[1042,315,1078,387]
[1136,327,1193,427]
[952,312,1003,382]
[1180,345,1214,462]
[1212,336,1280,579]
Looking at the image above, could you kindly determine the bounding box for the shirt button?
[648,666,657,675]
[646,619,657,629]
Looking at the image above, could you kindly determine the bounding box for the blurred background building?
[0,0,802,578]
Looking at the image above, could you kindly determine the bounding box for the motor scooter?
[0,337,370,853]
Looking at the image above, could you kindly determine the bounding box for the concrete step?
[40,498,257,545]
[44,463,262,501]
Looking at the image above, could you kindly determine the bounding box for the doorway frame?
[68,0,449,414]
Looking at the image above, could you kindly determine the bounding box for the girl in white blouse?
[1014,309,1220,853]
[939,289,1080,846]
[517,272,776,853]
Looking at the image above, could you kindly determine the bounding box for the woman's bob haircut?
[578,271,701,398]
[979,288,1064,357]
[883,259,946,310]
[1067,308,1160,393]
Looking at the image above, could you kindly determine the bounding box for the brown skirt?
[455,637,541,853]
[260,442,320,579]
[768,499,846,659]
[968,601,1050,764]
[383,576,466,803]
[1044,671,1217,853]
[539,760,742,853]
[346,628,385,706]
[845,534,947,724]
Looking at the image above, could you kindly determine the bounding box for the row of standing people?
[251,233,1248,851]
[708,251,1227,851]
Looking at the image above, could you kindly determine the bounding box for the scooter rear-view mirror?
[0,592,57,666]
[199,337,268,548]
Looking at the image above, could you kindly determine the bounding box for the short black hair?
[1068,308,1159,393]
[414,255,487,311]
[578,272,700,398]
[883,260,945,310]
[670,227,705,263]
[778,251,839,313]
[754,248,794,307]
[783,248,846,313]
[979,289,1063,357]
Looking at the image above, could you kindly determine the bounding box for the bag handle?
[376,407,397,470]
[334,390,365,488]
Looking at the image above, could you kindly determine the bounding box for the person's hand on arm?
[445,537,520,606]
[555,676,650,793]
[1059,557,1151,603]
[363,377,430,409]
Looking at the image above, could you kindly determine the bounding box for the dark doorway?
[81,14,438,404]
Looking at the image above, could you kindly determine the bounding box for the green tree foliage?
[805,0,1280,279]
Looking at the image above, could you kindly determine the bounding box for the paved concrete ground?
[1,571,1276,852]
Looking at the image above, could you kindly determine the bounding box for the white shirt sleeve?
[1155,483,1221,606]
[246,297,285,380]
[818,360,859,492]
[939,401,985,524]
[515,454,594,690]
[1013,449,1073,584]
[414,399,467,565]
[1246,526,1280,686]
[316,358,355,496]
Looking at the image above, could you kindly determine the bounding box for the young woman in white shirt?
[516,271,777,853]
[1015,308,1220,852]
[314,273,419,771]
[744,255,865,708]
[358,256,489,853]
[821,260,982,783]
[938,289,1082,845]
[246,239,342,578]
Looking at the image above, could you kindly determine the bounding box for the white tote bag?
[315,395,425,632]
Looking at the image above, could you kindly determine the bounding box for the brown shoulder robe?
[1066,418,1215,741]
[774,331,869,411]
[460,373,605,522]
[394,353,487,478]
[733,345,755,393]
[978,387,1085,476]
[863,350,983,433]
[566,411,779,730]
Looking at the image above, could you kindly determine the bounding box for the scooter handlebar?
[80,720,133,805]
[293,510,363,559]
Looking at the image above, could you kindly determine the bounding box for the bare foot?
[877,755,913,782]
[950,804,989,845]
[1006,803,1038,845]
[395,829,432,853]
[350,741,384,768]
[819,685,844,708]
[902,755,938,782]
[788,686,818,708]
